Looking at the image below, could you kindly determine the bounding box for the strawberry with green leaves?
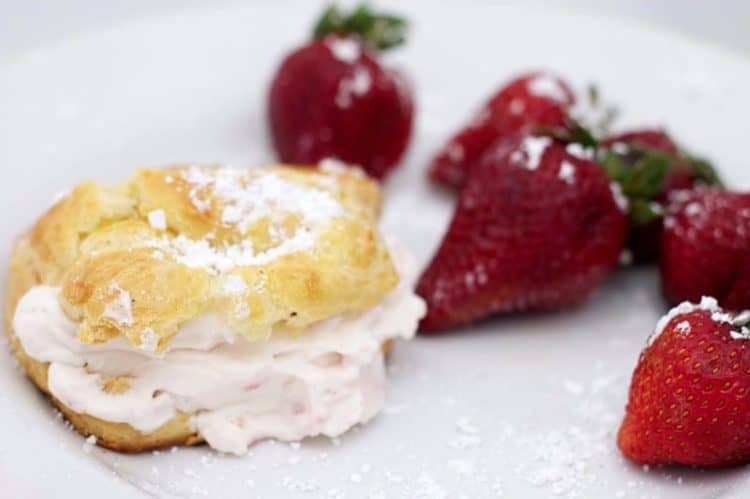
[600,129,721,262]
[619,297,750,467]
[268,4,413,180]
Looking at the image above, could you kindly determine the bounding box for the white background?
[2,0,750,62]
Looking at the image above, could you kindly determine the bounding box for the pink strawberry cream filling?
[12,238,425,455]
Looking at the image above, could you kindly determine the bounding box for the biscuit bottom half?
[9,239,425,455]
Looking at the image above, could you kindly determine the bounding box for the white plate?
[2,2,750,497]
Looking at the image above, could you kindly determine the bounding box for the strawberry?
[725,251,750,311]
[600,128,721,263]
[661,188,750,308]
[417,133,627,332]
[618,298,750,467]
[268,4,413,180]
[428,72,575,189]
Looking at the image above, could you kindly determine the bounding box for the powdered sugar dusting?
[147,209,167,230]
[336,67,372,108]
[319,158,356,175]
[558,161,576,184]
[139,328,159,353]
[223,275,248,295]
[142,167,347,274]
[732,310,750,326]
[610,142,629,155]
[181,167,214,213]
[510,136,551,170]
[609,182,629,213]
[649,296,724,346]
[685,202,702,216]
[102,282,133,327]
[674,320,691,334]
[730,327,750,340]
[181,167,342,233]
[145,233,313,274]
[565,143,594,160]
[527,75,568,103]
[327,38,360,64]
[317,158,366,184]
[82,434,97,453]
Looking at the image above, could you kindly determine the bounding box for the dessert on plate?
[6,164,425,454]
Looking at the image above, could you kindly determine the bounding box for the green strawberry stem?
[599,144,722,225]
[313,3,407,50]
[538,122,722,226]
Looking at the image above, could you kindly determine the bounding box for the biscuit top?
[14,164,398,351]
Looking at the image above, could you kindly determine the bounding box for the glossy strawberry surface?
[417,134,627,332]
[661,188,750,307]
[428,72,575,190]
[268,35,413,180]
[619,303,750,467]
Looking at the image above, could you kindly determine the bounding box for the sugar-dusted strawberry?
[600,128,721,263]
[618,298,750,467]
[428,72,575,189]
[268,4,413,180]
[417,133,627,332]
[661,188,750,307]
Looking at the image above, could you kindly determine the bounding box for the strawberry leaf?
[569,121,599,149]
[621,153,669,199]
[535,120,599,149]
[629,198,661,225]
[313,3,408,50]
[686,155,722,187]
[598,150,630,182]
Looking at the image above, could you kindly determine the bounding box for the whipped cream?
[13,238,425,455]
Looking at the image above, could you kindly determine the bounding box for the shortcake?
[6,163,424,454]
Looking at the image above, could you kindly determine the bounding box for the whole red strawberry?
[417,133,627,332]
[428,72,575,190]
[661,188,750,308]
[600,129,722,263]
[268,4,413,180]
[618,298,750,467]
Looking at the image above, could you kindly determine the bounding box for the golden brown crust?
[12,164,397,348]
[6,164,398,453]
